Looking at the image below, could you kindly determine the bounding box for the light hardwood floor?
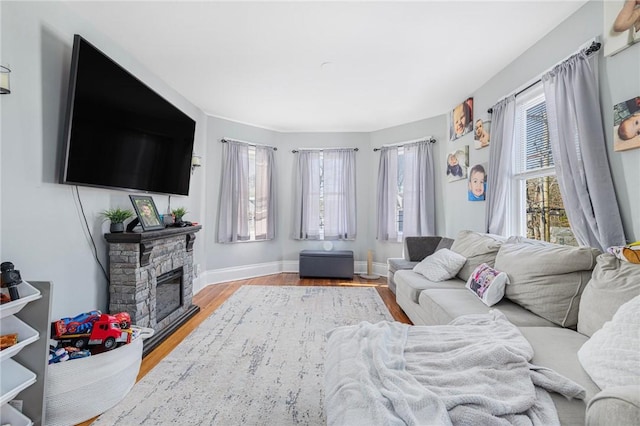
[77,273,410,425]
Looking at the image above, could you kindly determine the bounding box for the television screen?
[61,35,196,196]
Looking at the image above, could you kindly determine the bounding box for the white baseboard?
[193,260,387,294]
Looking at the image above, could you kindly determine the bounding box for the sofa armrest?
[586,385,640,426]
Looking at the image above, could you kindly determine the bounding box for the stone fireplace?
[105,226,201,355]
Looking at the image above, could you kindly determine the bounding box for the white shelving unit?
[1,281,52,426]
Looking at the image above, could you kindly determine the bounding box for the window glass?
[513,86,576,246]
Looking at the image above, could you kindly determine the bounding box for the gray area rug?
[93,285,393,425]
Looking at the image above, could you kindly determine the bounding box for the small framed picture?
[446,146,469,183]
[129,195,164,231]
[474,119,491,149]
[613,96,640,152]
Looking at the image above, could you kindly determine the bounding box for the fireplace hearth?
[105,226,201,356]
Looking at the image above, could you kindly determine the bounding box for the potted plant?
[171,207,188,224]
[101,208,134,233]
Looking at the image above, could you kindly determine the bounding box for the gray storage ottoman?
[299,250,354,279]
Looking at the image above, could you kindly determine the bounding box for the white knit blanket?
[324,311,585,426]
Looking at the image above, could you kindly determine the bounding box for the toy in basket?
[50,310,132,353]
[45,324,154,426]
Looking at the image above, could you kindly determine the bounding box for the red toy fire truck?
[51,312,132,351]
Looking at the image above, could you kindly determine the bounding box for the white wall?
[1,2,207,319]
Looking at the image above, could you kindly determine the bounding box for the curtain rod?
[487,41,601,114]
[221,137,277,151]
[373,136,435,152]
[291,147,359,153]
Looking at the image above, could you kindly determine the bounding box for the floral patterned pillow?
[465,263,509,306]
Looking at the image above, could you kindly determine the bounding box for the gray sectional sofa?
[389,230,640,425]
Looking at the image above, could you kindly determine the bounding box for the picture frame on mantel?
[604,0,640,57]
[129,195,164,231]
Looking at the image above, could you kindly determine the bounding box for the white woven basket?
[44,327,153,426]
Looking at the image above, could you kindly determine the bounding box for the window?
[218,141,275,243]
[293,149,356,240]
[512,86,576,245]
[376,140,434,241]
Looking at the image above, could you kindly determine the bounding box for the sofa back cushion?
[495,239,600,328]
[404,236,442,262]
[449,230,506,281]
[578,253,640,337]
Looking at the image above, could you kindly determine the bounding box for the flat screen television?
[61,34,196,196]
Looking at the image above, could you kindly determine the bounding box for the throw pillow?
[578,253,640,337]
[412,249,466,282]
[465,263,509,306]
[577,295,640,390]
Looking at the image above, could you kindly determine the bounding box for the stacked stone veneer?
[108,234,194,333]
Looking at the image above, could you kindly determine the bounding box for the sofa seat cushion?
[394,270,464,304]
[578,253,640,337]
[449,230,506,281]
[417,289,557,327]
[518,326,600,426]
[495,240,599,328]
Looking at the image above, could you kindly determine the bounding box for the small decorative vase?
[110,222,125,233]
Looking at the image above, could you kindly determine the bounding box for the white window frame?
[511,85,558,238]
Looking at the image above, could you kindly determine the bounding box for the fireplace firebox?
[156,268,183,323]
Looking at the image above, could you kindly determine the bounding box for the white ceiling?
[64,1,588,132]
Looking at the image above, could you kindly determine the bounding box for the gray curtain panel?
[376,147,399,241]
[218,141,250,242]
[542,52,626,251]
[218,141,276,243]
[323,149,357,240]
[403,141,435,237]
[376,141,435,241]
[485,95,516,235]
[292,150,322,240]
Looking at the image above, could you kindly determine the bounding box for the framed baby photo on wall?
[446,146,469,183]
[613,96,640,152]
[474,119,491,149]
[449,98,474,141]
[468,163,487,201]
[604,0,640,57]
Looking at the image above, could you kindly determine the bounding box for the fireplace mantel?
[105,225,201,266]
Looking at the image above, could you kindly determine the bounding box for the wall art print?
[604,0,640,57]
[474,118,491,149]
[446,146,469,183]
[613,96,640,152]
[449,97,474,141]
[468,163,487,201]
